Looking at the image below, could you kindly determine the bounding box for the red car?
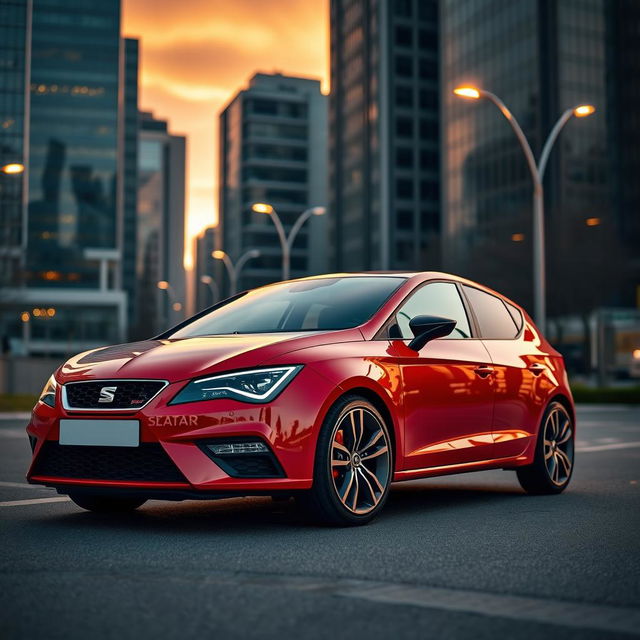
[27,273,575,525]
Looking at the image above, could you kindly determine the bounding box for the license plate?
[59,419,140,447]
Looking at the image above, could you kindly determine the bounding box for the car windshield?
[169,277,405,337]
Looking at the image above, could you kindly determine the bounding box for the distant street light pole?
[212,249,261,295]
[199,275,220,306]
[251,203,326,281]
[453,86,595,333]
[157,280,182,325]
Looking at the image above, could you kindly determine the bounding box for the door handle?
[528,363,546,376]
[474,365,494,378]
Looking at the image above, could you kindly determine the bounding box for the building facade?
[441,0,640,320]
[0,0,132,356]
[329,0,441,271]
[193,226,217,311]
[131,111,186,339]
[218,72,328,295]
[0,0,30,292]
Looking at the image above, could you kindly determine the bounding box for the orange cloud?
[122,0,329,266]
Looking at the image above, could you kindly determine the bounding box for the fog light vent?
[207,441,268,456]
[199,438,285,479]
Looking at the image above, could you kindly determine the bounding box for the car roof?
[288,272,525,311]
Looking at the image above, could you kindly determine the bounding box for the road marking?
[577,441,640,453]
[0,429,27,439]
[0,481,51,490]
[0,496,70,507]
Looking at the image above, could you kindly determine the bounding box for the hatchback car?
[27,272,575,525]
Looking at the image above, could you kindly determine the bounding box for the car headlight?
[38,375,57,408]
[170,366,303,405]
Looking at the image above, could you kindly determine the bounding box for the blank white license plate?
[59,420,140,447]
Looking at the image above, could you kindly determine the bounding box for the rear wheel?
[300,395,393,526]
[69,493,146,513]
[517,401,574,495]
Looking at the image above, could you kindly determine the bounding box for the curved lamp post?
[199,275,220,305]
[453,85,595,333]
[157,280,182,326]
[251,203,326,281]
[212,249,261,295]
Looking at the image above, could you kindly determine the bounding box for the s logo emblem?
[98,386,117,403]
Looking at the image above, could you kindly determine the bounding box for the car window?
[169,277,405,337]
[462,286,519,339]
[394,282,471,339]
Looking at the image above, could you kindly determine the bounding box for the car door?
[461,286,548,459]
[386,281,496,470]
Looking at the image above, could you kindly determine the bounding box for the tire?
[517,401,575,495]
[299,395,393,526]
[69,493,146,513]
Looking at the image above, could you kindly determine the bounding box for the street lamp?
[199,275,220,305]
[157,280,182,324]
[453,85,595,333]
[251,203,326,281]
[0,163,24,174]
[212,249,261,295]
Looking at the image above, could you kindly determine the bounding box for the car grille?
[64,380,167,410]
[31,442,188,483]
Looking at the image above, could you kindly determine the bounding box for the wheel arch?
[547,393,576,429]
[326,385,399,471]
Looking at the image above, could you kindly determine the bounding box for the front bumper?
[27,366,336,495]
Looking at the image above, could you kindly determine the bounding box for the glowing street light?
[251,203,326,280]
[453,85,595,332]
[212,249,261,295]
[0,163,24,174]
[156,280,182,323]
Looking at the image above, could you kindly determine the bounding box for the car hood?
[58,329,362,383]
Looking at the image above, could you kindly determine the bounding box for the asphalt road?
[1,406,639,640]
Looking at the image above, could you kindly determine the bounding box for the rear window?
[462,286,519,339]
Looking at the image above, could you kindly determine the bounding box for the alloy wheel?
[330,406,391,515]
[543,405,574,486]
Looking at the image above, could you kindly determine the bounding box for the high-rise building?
[218,72,328,295]
[193,226,217,311]
[441,0,640,318]
[132,111,186,339]
[121,37,140,339]
[0,0,30,291]
[0,0,131,356]
[329,0,441,271]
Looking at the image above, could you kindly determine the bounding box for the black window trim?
[373,279,478,341]
[458,285,524,341]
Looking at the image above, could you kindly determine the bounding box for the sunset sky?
[122,0,329,266]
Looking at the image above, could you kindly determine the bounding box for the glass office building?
[26,0,121,288]
[0,0,30,288]
[441,0,639,318]
[329,0,441,271]
[0,0,133,356]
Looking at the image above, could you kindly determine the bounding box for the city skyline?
[122,0,329,266]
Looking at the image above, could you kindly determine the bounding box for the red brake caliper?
[333,430,344,478]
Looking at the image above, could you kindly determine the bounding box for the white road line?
[0,496,70,507]
[0,429,26,438]
[0,481,50,490]
[577,441,640,453]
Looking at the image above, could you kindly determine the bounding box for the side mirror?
[407,315,456,351]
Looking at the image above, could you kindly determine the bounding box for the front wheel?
[299,395,393,526]
[517,401,575,495]
[69,493,146,513]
